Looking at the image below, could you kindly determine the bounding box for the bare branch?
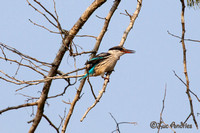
[160,85,167,119]
[157,85,176,133]
[184,113,192,123]
[43,114,59,133]
[52,0,65,40]
[173,70,200,102]
[158,84,166,132]
[0,57,46,77]
[109,112,137,133]
[2,73,84,85]
[47,83,73,99]
[80,74,110,122]
[71,51,95,56]
[120,10,132,18]
[61,67,86,76]
[110,113,120,133]
[119,0,142,47]
[92,0,121,54]
[179,0,198,129]
[58,108,67,129]
[0,102,37,115]
[26,0,57,28]
[0,43,51,66]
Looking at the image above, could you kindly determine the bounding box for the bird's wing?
[85,52,110,73]
[85,52,110,65]
[79,53,110,81]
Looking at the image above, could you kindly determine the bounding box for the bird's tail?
[78,73,88,81]
[79,65,95,81]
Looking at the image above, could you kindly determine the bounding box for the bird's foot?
[106,70,114,76]
[101,76,110,82]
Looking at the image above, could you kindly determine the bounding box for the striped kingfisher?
[79,46,135,81]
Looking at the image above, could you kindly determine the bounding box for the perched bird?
[79,46,135,81]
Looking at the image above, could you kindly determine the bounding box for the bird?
[79,46,135,81]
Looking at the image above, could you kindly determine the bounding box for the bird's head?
[108,46,135,56]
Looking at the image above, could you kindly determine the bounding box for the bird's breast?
[94,57,118,75]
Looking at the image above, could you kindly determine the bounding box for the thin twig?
[58,108,67,129]
[95,15,106,20]
[14,58,23,77]
[167,30,200,43]
[26,0,57,28]
[87,77,97,99]
[62,67,86,76]
[43,114,59,133]
[75,34,97,39]
[173,70,200,101]
[0,44,7,60]
[184,113,192,123]
[173,70,187,86]
[16,93,39,100]
[125,10,132,18]
[0,57,46,77]
[109,112,137,133]
[47,84,72,99]
[16,84,33,92]
[157,85,176,133]
[29,19,60,34]
[189,89,200,102]
[52,0,64,39]
[0,43,51,66]
[0,69,84,85]
[110,113,120,133]
[173,70,200,102]
[157,85,167,132]
[62,100,71,105]
[33,0,59,26]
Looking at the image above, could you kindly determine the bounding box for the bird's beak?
[123,49,135,54]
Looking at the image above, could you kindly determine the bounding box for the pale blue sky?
[1,0,200,133]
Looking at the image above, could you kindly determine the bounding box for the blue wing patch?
[89,57,103,61]
[79,65,96,81]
